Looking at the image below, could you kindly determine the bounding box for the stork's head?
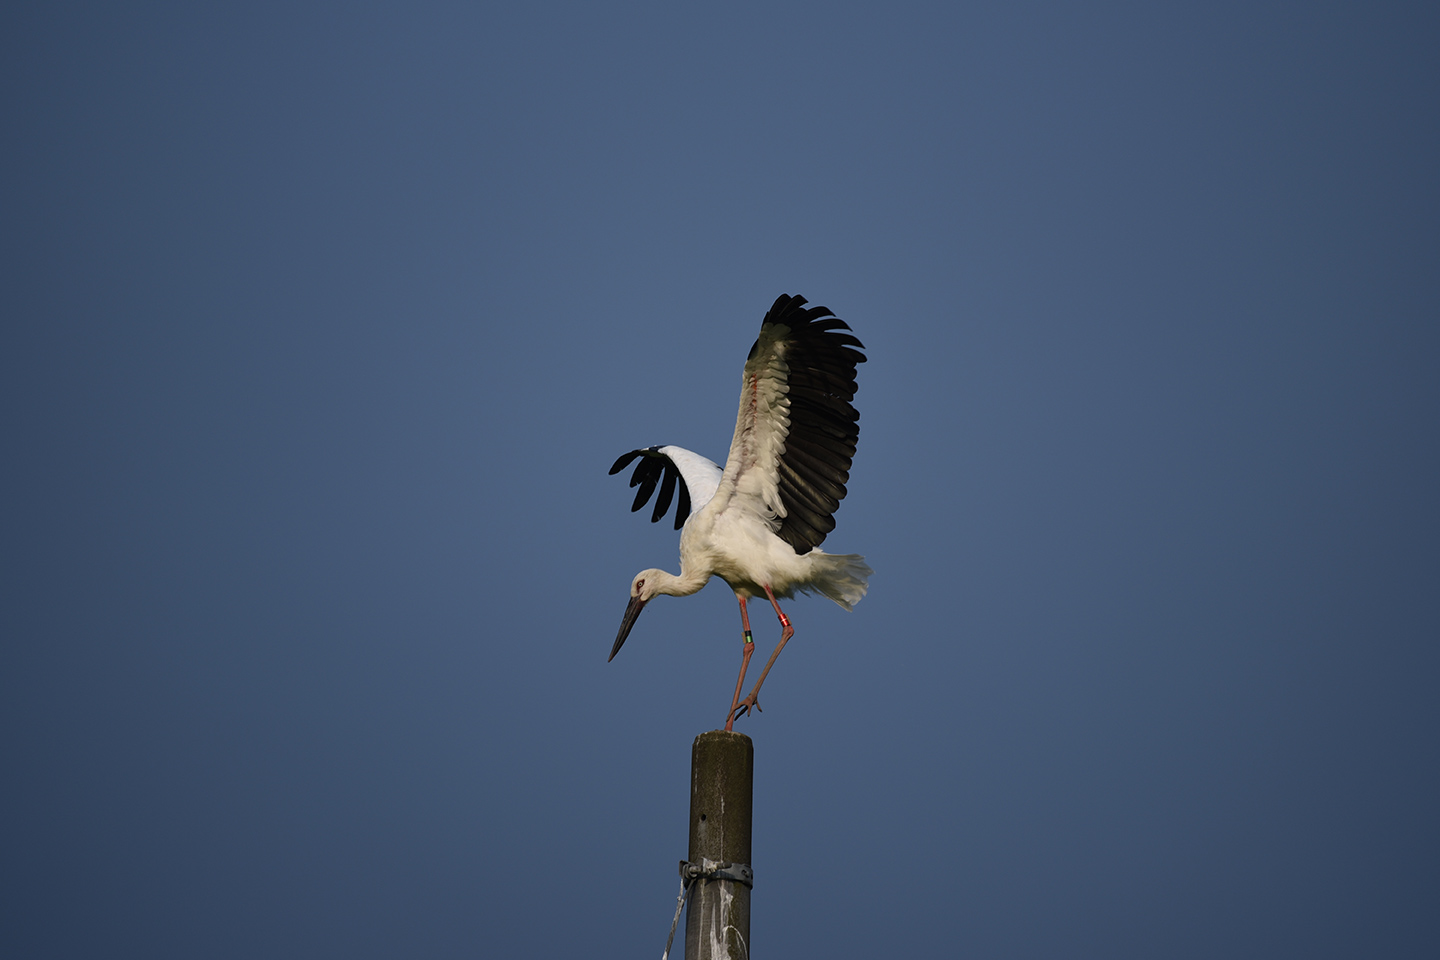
[610,569,664,661]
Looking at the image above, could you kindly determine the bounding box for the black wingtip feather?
[610,447,695,529]
[609,450,643,475]
[758,294,866,554]
[674,480,690,531]
[652,464,677,523]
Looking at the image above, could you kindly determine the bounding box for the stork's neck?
[653,567,708,597]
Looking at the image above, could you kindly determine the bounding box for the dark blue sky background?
[4,2,1438,957]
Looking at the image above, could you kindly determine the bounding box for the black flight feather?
[756,294,866,554]
[611,446,693,531]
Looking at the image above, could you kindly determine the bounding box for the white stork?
[609,294,871,731]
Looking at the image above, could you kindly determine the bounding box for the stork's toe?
[730,695,763,722]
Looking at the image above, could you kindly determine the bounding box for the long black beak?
[610,594,648,661]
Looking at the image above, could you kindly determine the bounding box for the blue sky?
[4,2,1438,956]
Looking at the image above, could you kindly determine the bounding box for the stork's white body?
[645,443,870,608]
[609,295,871,727]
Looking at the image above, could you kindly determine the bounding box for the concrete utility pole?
[683,730,753,960]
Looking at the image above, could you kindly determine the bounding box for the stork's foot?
[729,694,763,724]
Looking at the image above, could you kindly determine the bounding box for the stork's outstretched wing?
[609,445,723,530]
[716,294,866,553]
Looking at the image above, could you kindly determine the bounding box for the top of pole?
[688,730,754,865]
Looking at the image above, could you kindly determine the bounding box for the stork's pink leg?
[725,596,756,732]
[730,585,794,723]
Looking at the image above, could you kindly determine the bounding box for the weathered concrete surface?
[684,730,753,960]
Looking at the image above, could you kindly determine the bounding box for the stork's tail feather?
[804,552,872,611]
